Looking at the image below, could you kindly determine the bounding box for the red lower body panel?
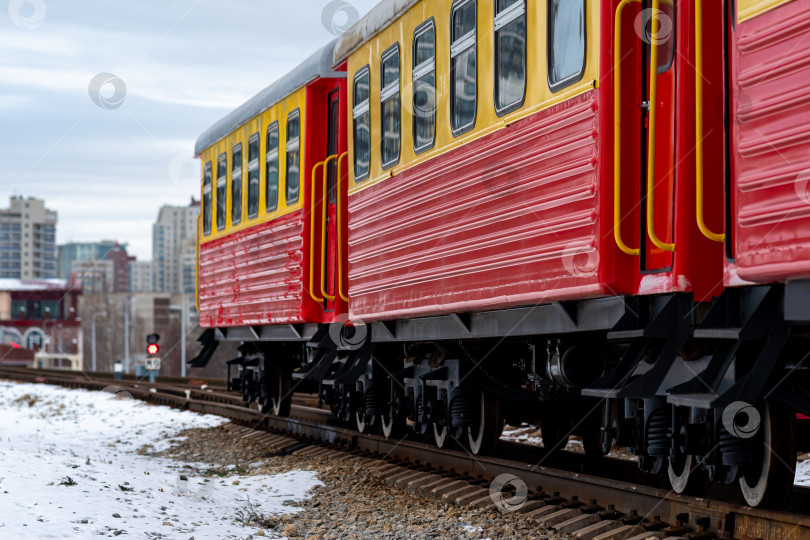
[199,211,305,327]
[347,91,611,321]
[732,1,810,283]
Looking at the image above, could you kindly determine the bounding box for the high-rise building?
[58,241,132,293]
[0,196,58,279]
[129,261,154,293]
[152,198,200,294]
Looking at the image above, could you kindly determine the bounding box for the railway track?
[1,367,807,540]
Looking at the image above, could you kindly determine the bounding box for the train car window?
[494,0,526,115]
[547,0,586,92]
[266,122,279,212]
[216,153,227,231]
[413,20,436,154]
[380,44,401,169]
[285,110,300,205]
[202,161,212,236]
[353,67,371,181]
[231,143,243,226]
[656,2,675,73]
[451,0,477,136]
[247,133,260,219]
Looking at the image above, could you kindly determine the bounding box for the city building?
[0,278,82,368]
[0,196,58,279]
[58,241,132,293]
[129,261,154,293]
[71,259,114,294]
[152,198,199,294]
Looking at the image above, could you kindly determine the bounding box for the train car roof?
[333,0,419,63]
[194,39,340,156]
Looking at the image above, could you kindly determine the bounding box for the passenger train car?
[192,0,810,508]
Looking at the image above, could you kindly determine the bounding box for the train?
[190,0,810,508]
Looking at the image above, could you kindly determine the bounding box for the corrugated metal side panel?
[733,1,810,282]
[348,90,605,321]
[199,211,305,327]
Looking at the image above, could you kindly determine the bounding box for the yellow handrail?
[195,214,201,311]
[646,0,676,253]
[336,152,350,302]
[695,0,725,242]
[614,0,641,256]
[309,160,327,303]
[321,154,339,302]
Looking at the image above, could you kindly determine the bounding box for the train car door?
[323,89,340,312]
[617,0,677,272]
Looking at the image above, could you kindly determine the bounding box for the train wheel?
[739,401,795,508]
[467,391,502,455]
[667,454,710,496]
[262,372,291,417]
[355,411,370,433]
[433,423,449,448]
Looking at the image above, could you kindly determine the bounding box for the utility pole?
[124,298,130,373]
[91,311,106,372]
[181,294,187,377]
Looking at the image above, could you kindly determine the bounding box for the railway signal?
[146,333,160,356]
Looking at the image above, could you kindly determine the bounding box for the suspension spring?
[364,387,378,417]
[719,425,752,466]
[646,408,671,457]
[450,394,475,428]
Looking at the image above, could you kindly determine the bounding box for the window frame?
[216,152,227,232]
[231,142,243,226]
[202,161,212,236]
[450,0,478,137]
[380,43,401,170]
[265,121,280,213]
[285,109,301,206]
[247,132,261,220]
[493,0,527,116]
[352,65,372,182]
[546,0,587,93]
[412,18,437,155]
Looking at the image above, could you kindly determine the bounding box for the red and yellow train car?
[192,0,810,508]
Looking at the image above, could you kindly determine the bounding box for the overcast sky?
[0,0,379,260]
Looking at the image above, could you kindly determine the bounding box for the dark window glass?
[247,133,260,219]
[216,153,227,231]
[202,161,212,236]
[548,0,586,91]
[353,68,371,180]
[655,2,675,73]
[451,0,477,135]
[413,21,436,153]
[380,45,400,169]
[231,143,242,225]
[495,0,526,114]
[285,111,300,205]
[266,123,279,212]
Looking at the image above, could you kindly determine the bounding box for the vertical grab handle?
[614,0,641,256]
[195,214,201,311]
[309,160,327,303]
[695,0,725,242]
[646,0,676,253]
[336,152,350,302]
[321,155,339,302]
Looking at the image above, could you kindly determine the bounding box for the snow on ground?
[0,380,322,539]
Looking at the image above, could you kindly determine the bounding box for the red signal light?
[147,343,159,356]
